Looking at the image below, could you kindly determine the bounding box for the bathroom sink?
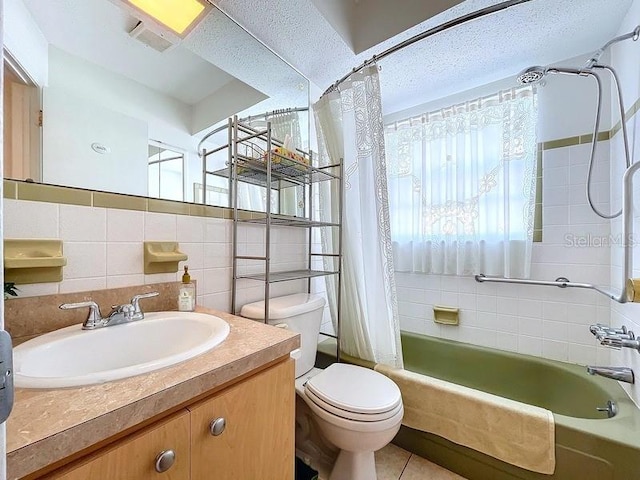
[13,311,230,389]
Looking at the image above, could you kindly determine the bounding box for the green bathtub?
[317,332,640,480]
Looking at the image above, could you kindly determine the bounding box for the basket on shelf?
[232,140,310,177]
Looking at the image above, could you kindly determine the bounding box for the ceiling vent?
[129,21,176,53]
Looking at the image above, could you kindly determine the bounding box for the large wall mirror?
[3,0,309,208]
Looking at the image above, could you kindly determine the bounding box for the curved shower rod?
[321,0,534,97]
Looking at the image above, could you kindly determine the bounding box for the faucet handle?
[59,301,103,326]
[590,324,628,336]
[130,292,159,314]
[599,335,623,349]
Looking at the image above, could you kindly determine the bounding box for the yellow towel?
[374,364,555,475]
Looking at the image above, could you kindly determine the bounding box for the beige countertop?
[6,307,300,479]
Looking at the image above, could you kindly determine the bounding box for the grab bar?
[474,274,617,299]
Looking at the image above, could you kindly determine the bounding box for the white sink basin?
[13,311,230,389]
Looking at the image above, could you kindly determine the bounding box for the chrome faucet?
[589,323,640,352]
[60,292,159,330]
[586,366,635,384]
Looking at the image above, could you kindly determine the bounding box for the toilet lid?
[304,363,402,415]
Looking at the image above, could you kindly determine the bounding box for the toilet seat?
[303,389,404,433]
[305,387,403,422]
[304,363,402,422]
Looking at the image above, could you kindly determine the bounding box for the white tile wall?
[395,140,613,365]
[3,200,310,314]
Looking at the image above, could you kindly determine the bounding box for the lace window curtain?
[385,87,538,278]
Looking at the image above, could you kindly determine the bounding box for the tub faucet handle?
[599,336,623,349]
[590,324,628,337]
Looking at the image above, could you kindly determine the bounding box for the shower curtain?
[314,65,403,368]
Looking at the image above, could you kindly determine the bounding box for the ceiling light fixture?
[123,0,211,37]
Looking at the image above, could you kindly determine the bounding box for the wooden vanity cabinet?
[44,359,295,480]
[190,357,295,480]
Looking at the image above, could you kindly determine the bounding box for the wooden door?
[3,68,40,181]
[190,359,295,480]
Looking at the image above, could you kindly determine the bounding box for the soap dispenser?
[178,265,195,312]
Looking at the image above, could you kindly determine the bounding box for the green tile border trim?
[543,136,581,150]
[3,180,17,200]
[148,198,191,215]
[2,179,241,219]
[93,192,148,211]
[17,182,92,206]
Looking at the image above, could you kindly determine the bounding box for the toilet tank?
[240,293,326,378]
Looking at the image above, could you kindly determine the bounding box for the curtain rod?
[241,106,309,123]
[321,0,534,97]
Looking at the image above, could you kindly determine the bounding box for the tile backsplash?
[3,198,308,313]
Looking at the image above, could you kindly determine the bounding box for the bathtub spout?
[586,366,635,383]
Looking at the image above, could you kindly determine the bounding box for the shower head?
[517,65,591,85]
[516,66,548,85]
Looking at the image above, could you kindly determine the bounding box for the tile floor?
[314,443,467,480]
[374,444,468,480]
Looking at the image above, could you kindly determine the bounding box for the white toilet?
[241,293,403,480]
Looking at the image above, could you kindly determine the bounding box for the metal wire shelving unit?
[201,117,343,355]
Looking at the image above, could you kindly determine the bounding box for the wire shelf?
[209,154,339,189]
[238,213,339,228]
[237,269,339,283]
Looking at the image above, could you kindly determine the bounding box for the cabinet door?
[190,359,295,480]
[48,410,190,480]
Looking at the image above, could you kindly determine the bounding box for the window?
[384,87,538,277]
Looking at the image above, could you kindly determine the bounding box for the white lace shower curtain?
[314,65,403,368]
[385,87,538,278]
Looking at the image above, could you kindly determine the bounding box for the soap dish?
[4,239,67,284]
[144,242,188,274]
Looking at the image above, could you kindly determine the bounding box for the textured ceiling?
[214,0,633,115]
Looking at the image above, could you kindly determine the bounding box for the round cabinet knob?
[154,449,176,473]
[209,417,226,436]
